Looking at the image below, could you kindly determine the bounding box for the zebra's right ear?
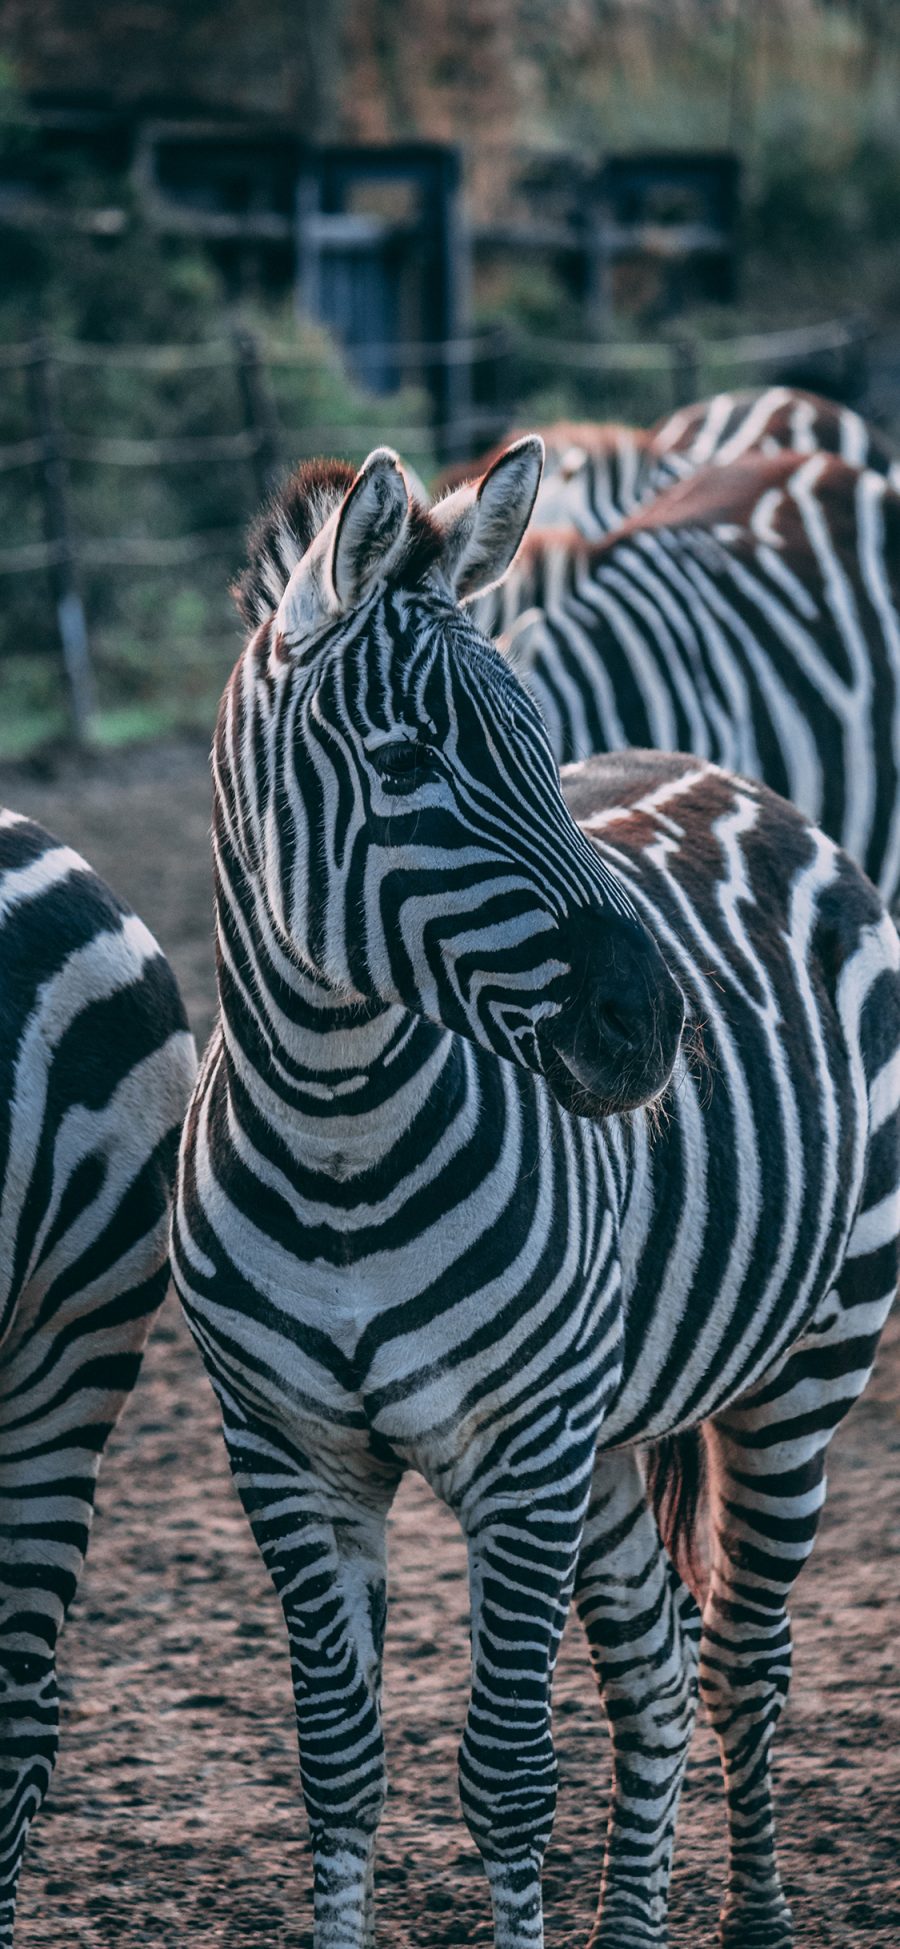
[432,436,544,601]
[329,448,411,608]
[274,448,411,645]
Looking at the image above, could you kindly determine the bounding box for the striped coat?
[651,383,900,485]
[0,811,196,1945]
[476,446,900,910]
[172,440,900,1949]
[529,387,900,536]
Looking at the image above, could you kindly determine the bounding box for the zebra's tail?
[645,1430,708,1605]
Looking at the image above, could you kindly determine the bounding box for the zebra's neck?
[214,914,458,1176]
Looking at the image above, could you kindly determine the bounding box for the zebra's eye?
[372,740,440,792]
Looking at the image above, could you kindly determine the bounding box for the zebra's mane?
[234,458,444,630]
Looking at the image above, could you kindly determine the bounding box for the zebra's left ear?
[275,448,411,644]
[431,435,544,601]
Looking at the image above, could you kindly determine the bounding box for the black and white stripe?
[530,386,900,537]
[0,812,196,1944]
[477,446,900,911]
[651,383,900,488]
[173,442,900,1949]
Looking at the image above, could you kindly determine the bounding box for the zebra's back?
[506,449,900,905]
[649,383,900,482]
[528,388,900,536]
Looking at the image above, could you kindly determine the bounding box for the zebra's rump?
[561,751,900,1440]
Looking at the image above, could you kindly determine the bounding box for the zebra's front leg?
[458,1456,597,1949]
[221,1394,398,1949]
[574,1448,701,1949]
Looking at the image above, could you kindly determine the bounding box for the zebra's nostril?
[598,1003,639,1051]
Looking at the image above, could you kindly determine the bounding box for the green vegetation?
[2,3,900,755]
[0,73,433,758]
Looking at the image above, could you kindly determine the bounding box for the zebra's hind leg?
[702,1264,897,1947]
[218,1391,399,1949]
[573,1447,701,1949]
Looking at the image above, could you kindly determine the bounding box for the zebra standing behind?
[173,438,900,1949]
[0,813,196,1945]
[514,387,900,537]
[475,446,900,911]
[650,383,900,488]
[437,421,659,539]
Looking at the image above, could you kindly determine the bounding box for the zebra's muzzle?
[536,910,684,1117]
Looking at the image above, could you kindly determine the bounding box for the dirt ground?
[3,740,899,1949]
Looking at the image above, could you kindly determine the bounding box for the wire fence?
[0,313,874,739]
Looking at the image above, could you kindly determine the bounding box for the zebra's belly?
[600,1252,839,1447]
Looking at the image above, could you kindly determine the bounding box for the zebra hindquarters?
[573,1447,702,1949]
[701,1213,899,1948]
[0,1237,172,1947]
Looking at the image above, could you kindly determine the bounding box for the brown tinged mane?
[232,458,446,632]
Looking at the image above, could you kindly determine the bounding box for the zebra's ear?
[329,447,411,608]
[431,435,544,601]
[274,448,410,645]
[399,458,430,506]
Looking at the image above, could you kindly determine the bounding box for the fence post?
[26,339,94,743]
[232,330,282,502]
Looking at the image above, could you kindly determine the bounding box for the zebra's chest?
[180,1111,617,1474]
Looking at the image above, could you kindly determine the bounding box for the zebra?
[472,445,900,912]
[444,388,900,540]
[172,436,900,1949]
[0,811,196,1945]
[649,383,900,492]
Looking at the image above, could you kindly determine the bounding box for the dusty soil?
[3,742,899,1949]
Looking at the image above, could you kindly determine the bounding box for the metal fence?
[0,315,872,739]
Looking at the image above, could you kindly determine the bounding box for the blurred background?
[2,0,900,756]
